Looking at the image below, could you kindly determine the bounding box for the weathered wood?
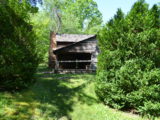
[58,60,92,63]
[48,31,57,68]
[56,39,97,53]
[50,34,99,72]
[56,69,96,74]
[57,42,73,49]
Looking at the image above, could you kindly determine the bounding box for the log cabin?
[49,32,99,73]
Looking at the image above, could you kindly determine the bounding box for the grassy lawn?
[0,67,157,120]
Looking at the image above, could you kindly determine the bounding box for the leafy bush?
[0,0,39,90]
[96,0,160,117]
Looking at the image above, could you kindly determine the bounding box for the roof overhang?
[53,35,96,54]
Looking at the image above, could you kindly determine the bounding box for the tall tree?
[96,0,160,118]
[31,0,103,65]
[40,0,102,34]
[63,0,103,32]
[0,0,39,90]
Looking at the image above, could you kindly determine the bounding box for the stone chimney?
[48,31,57,68]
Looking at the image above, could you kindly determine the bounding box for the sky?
[94,0,160,23]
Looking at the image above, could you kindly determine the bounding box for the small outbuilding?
[49,32,99,73]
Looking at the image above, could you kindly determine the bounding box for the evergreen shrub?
[96,0,160,117]
[0,0,39,90]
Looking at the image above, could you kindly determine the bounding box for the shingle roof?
[54,34,96,53]
[56,34,96,42]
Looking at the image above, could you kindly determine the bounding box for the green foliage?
[28,0,42,6]
[0,70,148,120]
[0,0,39,90]
[40,0,102,34]
[64,0,103,32]
[31,11,51,64]
[30,0,103,62]
[96,0,160,118]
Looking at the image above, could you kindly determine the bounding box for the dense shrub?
[96,0,160,117]
[0,0,39,90]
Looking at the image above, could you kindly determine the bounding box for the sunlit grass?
[0,66,159,120]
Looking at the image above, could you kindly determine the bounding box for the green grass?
[0,67,159,120]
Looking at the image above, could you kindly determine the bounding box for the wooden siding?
[57,42,73,49]
[56,38,97,53]
[53,37,99,72]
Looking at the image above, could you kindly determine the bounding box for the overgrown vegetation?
[0,66,149,120]
[40,0,103,34]
[0,0,39,90]
[96,0,160,118]
[31,0,103,63]
[1,0,160,119]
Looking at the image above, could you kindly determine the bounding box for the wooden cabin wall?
[90,45,99,69]
[60,38,98,53]
[55,38,99,70]
[57,42,73,49]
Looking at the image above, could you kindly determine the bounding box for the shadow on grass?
[31,73,98,119]
[1,67,98,120]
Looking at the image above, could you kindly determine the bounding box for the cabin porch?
[55,52,96,73]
